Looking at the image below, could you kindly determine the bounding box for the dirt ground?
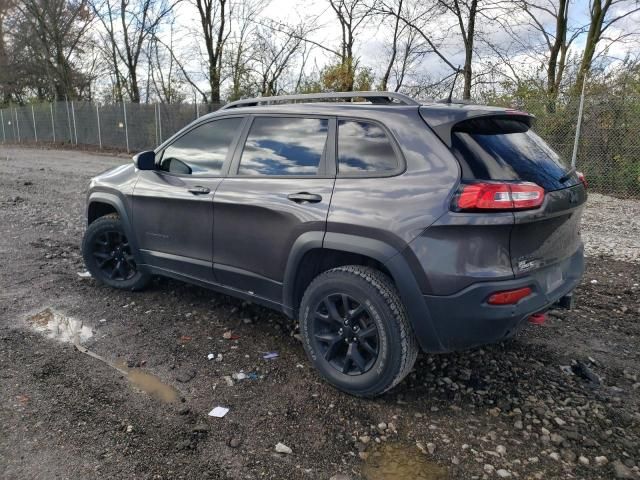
[1,145,639,480]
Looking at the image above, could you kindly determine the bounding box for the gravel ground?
[1,145,639,480]
[582,193,640,264]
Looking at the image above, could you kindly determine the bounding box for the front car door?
[133,116,245,282]
[212,115,336,305]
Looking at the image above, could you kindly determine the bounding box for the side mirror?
[133,150,156,170]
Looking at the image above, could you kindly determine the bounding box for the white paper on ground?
[208,406,229,418]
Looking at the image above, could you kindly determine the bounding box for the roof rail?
[220,91,420,110]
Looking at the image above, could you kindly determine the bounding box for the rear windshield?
[451,117,577,191]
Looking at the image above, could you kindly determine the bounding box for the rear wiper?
[558,167,576,183]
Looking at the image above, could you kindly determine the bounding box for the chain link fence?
[1,95,639,198]
[509,93,640,199]
[0,101,222,153]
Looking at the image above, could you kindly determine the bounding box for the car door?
[133,116,245,282]
[212,115,336,304]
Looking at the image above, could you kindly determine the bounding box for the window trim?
[228,113,337,179]
[154,115,249,178]
[334,116,406,178]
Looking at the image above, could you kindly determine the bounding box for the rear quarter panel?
[327,109,459,253]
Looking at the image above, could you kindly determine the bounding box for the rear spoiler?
[419,105,535,147]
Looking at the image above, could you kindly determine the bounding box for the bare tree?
[0,0,14,102]
[378,0,421,91]
[90,0,175,102]
[252,23,306,96]
[193,0,230,103]
[11,0,93,100]
[576,0,640,93]
[226,0,267,101]
[328,0,376,91]
[147,19,184,103]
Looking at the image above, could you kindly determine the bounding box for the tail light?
[577,171,587,189]
[453,182,544,212]
[487,286,532,305]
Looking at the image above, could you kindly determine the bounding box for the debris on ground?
[207,353,215,360]
[175,369,196,383]
[208,406,229,418]
[223,330,240,340]
[76,271,92,279]
[571,360,601,385]
[263,352,279,360]
[275,442,293,454]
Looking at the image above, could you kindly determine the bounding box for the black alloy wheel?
[312,293,380,376]
[82,214,150,291]
[91,230,137,281]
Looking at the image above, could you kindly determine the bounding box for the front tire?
[299,265,418,397]
[82,214,150,291]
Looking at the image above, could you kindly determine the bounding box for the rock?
[496,445,507,456]
[554,417,566,427]
[578,456,589,466]
[126,425,133,433]
[496,469,512,478]
[377,422,387,432]
[572,362,600,385]
[550,433,564,445]
[549,452,560,461]
[427,442,436,454]
[561,449,577,462]
[359,435,370,444]
[228,437,242,448]
[275,442,293,454]
[483,464,495,474]
[329,475,352,480]
[612,460,634,479]
[595,456,608,466]
[176,369,196,383]
[192,423,209,433]
[514,420,523,430]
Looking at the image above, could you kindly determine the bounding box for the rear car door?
[133,116,245,282]
[212,115,336,304]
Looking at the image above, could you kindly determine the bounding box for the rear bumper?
[420,246,584,352]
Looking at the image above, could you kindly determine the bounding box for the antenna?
[445,67,462,104]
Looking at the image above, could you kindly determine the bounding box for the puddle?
[27,308,93,344]
[115,361,180,403]
[26,308,179,403]
[362,443,449,480]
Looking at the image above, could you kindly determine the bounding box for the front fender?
[86,191,143,266]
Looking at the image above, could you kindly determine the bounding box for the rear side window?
[238,117,328,176]
[160,117,242,175]
[452,117,577,191]
[337,120,398,174]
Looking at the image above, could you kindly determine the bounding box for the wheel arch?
[283,231,445,352]
[86,192,142,264]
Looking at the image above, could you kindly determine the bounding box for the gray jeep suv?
[82,91,586,397]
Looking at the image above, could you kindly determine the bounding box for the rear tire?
[299,265,418,397]
[82,214,150,291]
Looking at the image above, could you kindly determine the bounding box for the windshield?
[452,118,578,191]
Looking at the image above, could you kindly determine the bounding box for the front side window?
[337,120,398,174]
[160,117,242,175]
[237,117,328,176]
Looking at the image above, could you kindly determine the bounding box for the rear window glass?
[338,120,398,174]
[452,118,577,191]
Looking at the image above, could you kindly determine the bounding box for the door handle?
[188,186,211,195]
[287,192,322,203]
